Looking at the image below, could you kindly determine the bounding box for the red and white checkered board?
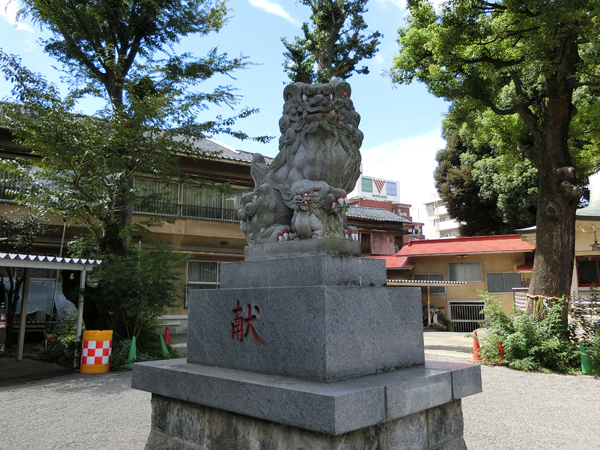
[81,340,112,365]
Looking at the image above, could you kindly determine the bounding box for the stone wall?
[146,394,467,450]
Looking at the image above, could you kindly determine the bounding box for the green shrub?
[40,309,79,365]
[94,239,188,342]
[109,331,179,371]
[476,293,579,374]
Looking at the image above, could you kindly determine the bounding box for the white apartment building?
[424,198,461,239]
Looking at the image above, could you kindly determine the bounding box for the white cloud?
[374,0,404,8]
[358,130,445,229]
[248,0,302,27]
[376,0,446,12]
[0,1,34,32]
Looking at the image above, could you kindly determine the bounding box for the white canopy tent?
[0,253,101,365]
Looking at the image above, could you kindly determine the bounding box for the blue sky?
[0,0,448,228]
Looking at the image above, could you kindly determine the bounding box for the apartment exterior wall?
[400,253,528,315]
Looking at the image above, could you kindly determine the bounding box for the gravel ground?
[1,359,599,450]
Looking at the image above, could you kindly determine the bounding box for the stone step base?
[145,395,468,450]
[133,359,481,436]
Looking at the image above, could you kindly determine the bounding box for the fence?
[513,287,528,312]
[448,301,486,332]
[133,200,239,222]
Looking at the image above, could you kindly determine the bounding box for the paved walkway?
[0,330,470,385]
[423,329,474,360]
[2,332,599,449]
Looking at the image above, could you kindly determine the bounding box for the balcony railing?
[0,177,21,202]
[134,200,239,222]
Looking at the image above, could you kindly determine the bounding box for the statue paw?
[344,230,359,241]
[276,229,293,242]
[330,194,348,209]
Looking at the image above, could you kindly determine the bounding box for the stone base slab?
[133,359,481,436]
[220,255,386,289]
[145,394,468,450]
[187,285,424,382]
[244,239,361,261]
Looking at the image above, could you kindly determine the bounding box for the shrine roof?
[396,234,535,257]
[347,206,410,223]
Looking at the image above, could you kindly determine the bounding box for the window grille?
[185,261,220,307]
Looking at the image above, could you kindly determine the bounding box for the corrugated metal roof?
[347,206,410,223]
[396,234,535,257]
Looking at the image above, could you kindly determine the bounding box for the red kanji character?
[244,305,264,344]
[231,300,244,341]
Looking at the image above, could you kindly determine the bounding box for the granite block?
[219,256,386,289]
[426,400,464,448]
[134,359,384,435]
[132,359,476,436]
[144,395,468,450]
[244,239,361,261]
[383,411,428,450]
[385,371,452,420]
[187,285,424,382]
[424,361,482,399]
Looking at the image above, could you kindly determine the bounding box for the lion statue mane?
[238,80,363,245]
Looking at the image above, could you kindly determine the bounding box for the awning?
[0,253,101,365]
[386,279,467,287]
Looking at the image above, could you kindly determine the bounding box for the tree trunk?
[527,37,580,326]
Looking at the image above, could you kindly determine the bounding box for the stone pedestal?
[133,240,481,449]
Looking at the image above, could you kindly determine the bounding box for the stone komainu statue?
[239,80,363,245]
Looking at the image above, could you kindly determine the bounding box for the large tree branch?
[570,81,600,89]
[460,55,526,68]
[473,86,537,131]
[473,1,540,18]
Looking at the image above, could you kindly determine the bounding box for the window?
[414,274,445,294]
[135,178,179,216]
[186,261,220,307]
[134,178,243,222]
[361,177,373,193]
[449,262,482,282]
[360,232,371,254]
[487,273,522,292]
[577,256,600,286]
[0,169,22,202]
[386,182,397,196]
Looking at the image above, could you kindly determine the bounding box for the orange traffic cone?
[164,326,171,345]
[472,330,482,362]
[497,341,505,364]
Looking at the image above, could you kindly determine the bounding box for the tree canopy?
[391,0,600,300]
[435,114,538,236]
[1,0,268,257]
[0,0,270,337]
[281,0,382,83]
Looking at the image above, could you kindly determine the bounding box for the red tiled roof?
[365,255,414,269]
[396,234,534,257]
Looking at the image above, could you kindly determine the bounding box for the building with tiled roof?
[393,235,535,331]
[398,234,535,257]
[348,197,425,248]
